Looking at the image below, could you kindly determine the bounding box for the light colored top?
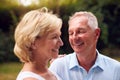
[16,71,62,80]
[49,50,120,80]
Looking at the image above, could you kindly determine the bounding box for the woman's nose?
[59,37,63,46]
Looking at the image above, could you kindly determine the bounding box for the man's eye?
[78,30,86,33]
[69,32,73,35]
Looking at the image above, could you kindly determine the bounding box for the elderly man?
[49,11,120,80]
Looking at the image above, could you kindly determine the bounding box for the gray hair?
[68,11,98,30]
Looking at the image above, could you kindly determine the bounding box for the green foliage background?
[0,0,120,62]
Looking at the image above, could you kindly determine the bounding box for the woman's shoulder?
[16,71,45,80]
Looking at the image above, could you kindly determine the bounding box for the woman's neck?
[22,59,49,74]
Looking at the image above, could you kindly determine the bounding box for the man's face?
[68,16,100,54]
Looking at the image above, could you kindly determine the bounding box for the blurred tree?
[102,4,120,47]
[0,0,120,62]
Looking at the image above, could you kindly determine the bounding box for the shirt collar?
[93,50,104,71]
[69,50,105,71]
[69,52,80,69]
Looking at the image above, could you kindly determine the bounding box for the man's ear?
[95,28,100,40]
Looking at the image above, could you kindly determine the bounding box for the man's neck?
[76,50,97,72]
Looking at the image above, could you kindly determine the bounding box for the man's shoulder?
[55,53,74,62]
[50,53,75,67]
[100,54,120,66]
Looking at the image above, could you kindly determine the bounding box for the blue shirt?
[49,50,120,80]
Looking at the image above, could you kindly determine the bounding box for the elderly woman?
[14,7,63,80]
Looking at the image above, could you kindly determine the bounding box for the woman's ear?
[31,41,37,49]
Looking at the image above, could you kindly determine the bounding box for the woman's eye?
[53,36,57,38]
[52,35,58,39]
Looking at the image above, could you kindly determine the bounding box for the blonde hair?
[14,7,62,63]
[68,11,98,30]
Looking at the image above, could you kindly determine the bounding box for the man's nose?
[73,32,78,39]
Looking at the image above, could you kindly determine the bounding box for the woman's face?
[33,28,63,60]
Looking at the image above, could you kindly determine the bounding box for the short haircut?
[68,11,98,30]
